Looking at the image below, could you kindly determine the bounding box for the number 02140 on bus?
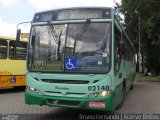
[25,7,136,111]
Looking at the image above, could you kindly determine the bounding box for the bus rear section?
[0,37,27,88]
[25,7,136,111]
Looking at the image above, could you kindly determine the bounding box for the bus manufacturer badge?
[10,77,16,84]
[65,57,77,70]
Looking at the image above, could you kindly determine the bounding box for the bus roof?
[34,7,113,14]
[0,36,15,40]
[0,36,28,42]
[33,7,113,22]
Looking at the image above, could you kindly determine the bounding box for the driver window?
[0,39,7,59]
[114,25,121,74]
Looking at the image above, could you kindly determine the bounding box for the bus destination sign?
[57,10,102,20]
[33,8,111,22]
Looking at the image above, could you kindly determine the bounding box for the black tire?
[130,75,135,90]
[130,84,134,89]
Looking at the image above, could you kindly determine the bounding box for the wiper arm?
[47,21,59,43]
[57,30,62,60]
[47,21,62,60]
[72,19,90,56]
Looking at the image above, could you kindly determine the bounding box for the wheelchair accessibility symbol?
[10,77,16,84]
[65,57,77,70]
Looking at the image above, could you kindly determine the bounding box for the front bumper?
[25,90,115,111]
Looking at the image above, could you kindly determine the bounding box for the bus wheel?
[116,83,125,110]
[130,84,134,89]
[130,75,135,90]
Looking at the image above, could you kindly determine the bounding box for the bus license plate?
[89,101,105,108]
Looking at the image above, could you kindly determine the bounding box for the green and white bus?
[25,7,136,111]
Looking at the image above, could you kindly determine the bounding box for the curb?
[136,80,160,82]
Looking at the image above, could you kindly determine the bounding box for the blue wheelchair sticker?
[65,57,77,70]
[10,77,16,84]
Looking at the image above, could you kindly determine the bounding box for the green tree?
[121,0,160,75]
[121,0,140,72]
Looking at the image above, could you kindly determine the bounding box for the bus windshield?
[29,22,111,73]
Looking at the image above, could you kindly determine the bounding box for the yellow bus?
[0,36,28,88]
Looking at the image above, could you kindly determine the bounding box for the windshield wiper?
[57,30,62,60]
[47,21,59,43]
[72,19,90,56]
[47,21,62,61]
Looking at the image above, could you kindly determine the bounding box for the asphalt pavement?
[0,81,160,120]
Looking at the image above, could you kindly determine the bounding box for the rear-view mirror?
[16,29,21,42]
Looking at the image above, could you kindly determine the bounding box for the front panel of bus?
[25,8,117,111]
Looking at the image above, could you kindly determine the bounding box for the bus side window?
[114,25,121,73]
[9,41,27,60]
[0,40,7,59]
[122,32,126,59]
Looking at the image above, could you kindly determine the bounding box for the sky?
[0,0,121,37]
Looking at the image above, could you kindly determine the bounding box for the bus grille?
[48,99,80,106]
[41,79,89,84]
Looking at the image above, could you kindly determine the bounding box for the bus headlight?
[28,86,40,93]
[93,92,99,97]
[29,87,35,92]
[89,91,112,98]
[99,91,110,97]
